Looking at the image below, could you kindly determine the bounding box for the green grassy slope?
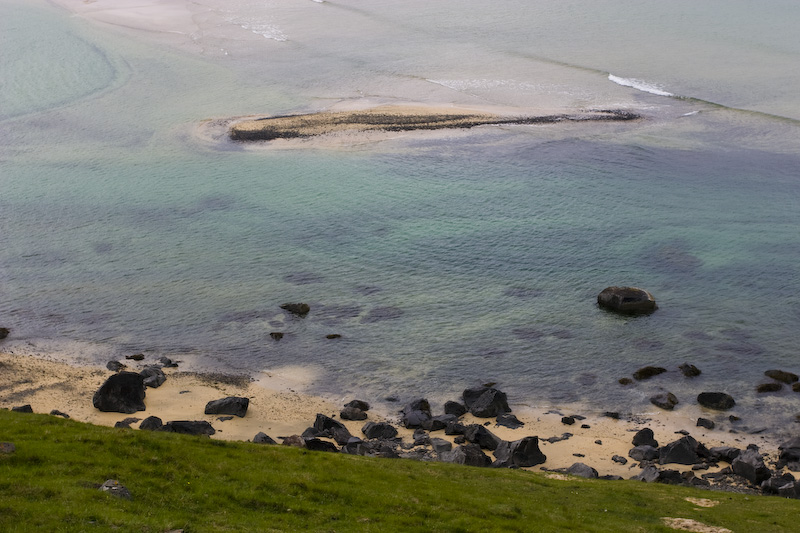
[1,410,797,532]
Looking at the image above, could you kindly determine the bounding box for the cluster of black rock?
[245,385,547,470]
[622,427,800,499]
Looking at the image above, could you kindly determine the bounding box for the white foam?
[608,74,673,97]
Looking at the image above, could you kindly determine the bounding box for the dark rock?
[464,424,502,451]
[439,443,491,467]
[302,427,325,439]
[467,388,511,418]
[92,372,146,414]
[106,361,126,372]
[629,445,659,462]
[100,479,132,500]
[631,465,661,483]
[777,439,800,469]
[793,383,800,393]
[657,469,685,485]
[618,378,633,385]
[597,286,657,314]
[269,332,284,340]
[494,437,547,468]
[562,416,576,425]
[50,410,70,419]
[125,353,145,361]
[11,405,33,413]
[400,399,432,428]
[304,438,339,453]
[114,417,140,428]
[496,413,524,429]
[453,435,466,444]
[567,463,598,479]
[633,366,667,381]
[756,383,783,393]
[0,327,9,340]
[1,442,16,454]
[253,432,277,444]
[445,421,469,436]
[679,363,701,377]
[205,396,249,418]
[312,413,345,434]
[761,474,798,497]
[413,428,430,446]
[340,406,367,421]
[765,369,799,384]
[603,411,620,419]
[732,447,771,485]
[280,303,310,317]
[697,392,735,410]
[430,438,453,454]
[696,418,715,430]
[632,428,659,448]
[650,392,678,410]
[709,446,741,463]
[281,435,305,448]
[659,436,709,465]
[158,356,178,368]
[326,334,342,339]
[444,401,467,418]
[139,416,163,431]
[140,366,166,388]
[345,400,370,412]
[422,414,457,432]
[362,421,398,440]
[612,455,628,465]
[544,433,573,444]
[162,420,215,436]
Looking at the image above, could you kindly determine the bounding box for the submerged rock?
[280,303,310,317]
[633,366,667,380]
[597,286,657,315]
[679,363,702,377]
[650,392,679,410]
[765,369,798,384]
[697,392,735,411]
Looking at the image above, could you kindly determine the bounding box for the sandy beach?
[0,351,782,480]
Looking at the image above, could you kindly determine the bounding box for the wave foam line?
[608,74,673,97]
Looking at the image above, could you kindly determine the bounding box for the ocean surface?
[2,0,799,429]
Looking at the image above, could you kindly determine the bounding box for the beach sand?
[0,351,780,479]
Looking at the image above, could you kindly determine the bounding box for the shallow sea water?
[1,0,799,429]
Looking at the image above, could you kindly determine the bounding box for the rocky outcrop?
[732,446,771,485]
[92,372,146,414]
[362,421,398,440]
[439,443,491,467]
[658,436,709,465]
[597,286,657,314]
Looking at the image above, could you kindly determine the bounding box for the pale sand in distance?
[0,351,780,479]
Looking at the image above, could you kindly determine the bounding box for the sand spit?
[228,105,640,141]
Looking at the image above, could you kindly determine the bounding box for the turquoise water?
[2,0,800,427]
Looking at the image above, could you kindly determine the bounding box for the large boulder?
[205,397,249,418]
[463,425,502,451]
[362,421,398,440]
[400,399,432,428]
[597,286,657,314]
[462,386,510,418]
[732,446,771,485]
[567,463,599,479]
[632,428,659,448]
[439,444,491,467]
[629,445,659,462]
[92,372,146,414]
[697,392,735,410]
[253,432,277,444]
[650,392,678,410]
[139,416,163,431]
[659,436,709,465]
[493,437,546,468]
[313,414,352,444]
[140,366,166,389]
[422,414,457,432]
[340,406,368,421]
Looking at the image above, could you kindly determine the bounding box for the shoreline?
[1,351,785,484]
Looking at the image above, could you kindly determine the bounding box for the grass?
[1,410,798,532]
